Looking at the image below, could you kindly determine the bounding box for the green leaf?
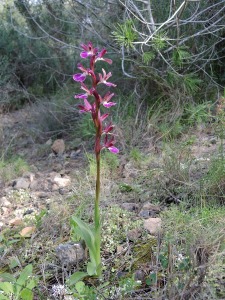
[20,288,33,300]
[0,282,14,295]
[183,73,202,94]
[9,257,20,269]
[152,32,167,51]
[146,273,157,286]
[67,271,87,286]
[173,47,191,67]
[17,264,33,287]
[142,51,155,64]
[0,294,9,300]
[71,217,97,262]
[87,262,97,276]
[0,273,16,283]
[112,20,137,50]
[75,281,85,294]
[26,279,36,291]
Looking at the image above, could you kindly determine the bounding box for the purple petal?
[108,146,119,154]
[73,73,86,82]
[77,63,89,73]
[103,124,114,133]
[74,93,88,99]
[98,49,107,58]
[100,113,109,121]
[104,58,113,64]
[84,99,92,110]
[104,82,117,87]
[103,102,116,108]
[103,92,114,102]
[81,43,89,51]
[78,105,86,113]
[80,51,89,58]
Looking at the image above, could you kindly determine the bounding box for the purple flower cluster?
[73,42,119,154]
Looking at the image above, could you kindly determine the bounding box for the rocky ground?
[0,105,224,299]
[0,105,220,229]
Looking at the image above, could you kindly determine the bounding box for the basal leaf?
[0,294,9,300]
[67,271,87,286]
[26,279,36,290]
[20,288,33,300]
[75,281,85,294]
[71,216,97,258]
[17,264,33,287]
[87,261,97,276]
[0,282,14,295]
[0,273,16,283]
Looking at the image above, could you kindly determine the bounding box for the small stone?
[51,139,65,155]
[13,177,30,190]
[1,197,11,207]
[45,138,52,146]
[59,188,68,195]
[23,209,34,216]
[53,176,71,188]
[20,226,36,237]
[121,202,139,212]
[144,218,162,235]
[34,191,49,198]
[116,271,128,279]
[29,180,39,191]
[117,245,124,253]
[127,229,142,242]
[1,207,9,214]
[134,270,145,281]
[142,202,161,212]
[209,138,217,145]
[9,218,24,226]
[55,242,85,266]
[139,210,151,218]
[51,184,59,191]
[139,203,161,218]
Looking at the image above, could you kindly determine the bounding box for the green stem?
[94,144,101,276]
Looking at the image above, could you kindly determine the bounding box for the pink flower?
[73,63,90,82]
[103,123,114,134]
[73,73,86,82]
[95,49,112,64]
[102,135,119,153]
[75,93,88,99]
[100,91,116,108]
[75,83,94,99]
[80,42,98,58]
[74,42,119,155]
[78,99,92,113]
[100,113,109,122]
[98,69,117,87]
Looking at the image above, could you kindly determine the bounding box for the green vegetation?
[0,0,225,298]
[0,264,37,300]
[0,157,29,182]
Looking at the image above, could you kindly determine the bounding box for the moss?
[131,238,157,271]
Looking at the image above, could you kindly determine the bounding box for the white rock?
[1,197,11,207]
[53,176,71,188]
[144,217,162,235]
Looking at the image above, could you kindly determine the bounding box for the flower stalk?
[72,42,118,277]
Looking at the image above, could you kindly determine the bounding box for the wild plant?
[70,42,118,278]
[0,264,37,300]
